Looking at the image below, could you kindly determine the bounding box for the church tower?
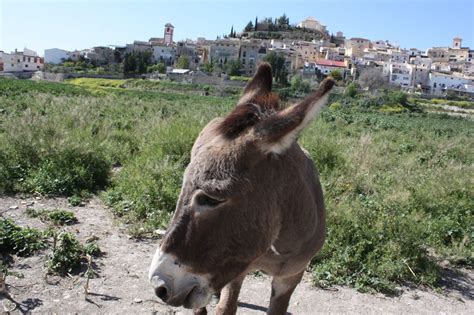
[164,23,174,46]
[452,37,462,49]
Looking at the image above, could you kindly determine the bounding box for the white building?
[429,72,474,95]
[314,59,346,76]
[45,48,70,64]
[389,49,409,63]
[270,40,289,50]
[431,62,451,73]
[383,62,413,89]
[408,48,425,57]
[372,40,389,50]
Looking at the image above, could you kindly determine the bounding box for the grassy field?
[0,77,472,293]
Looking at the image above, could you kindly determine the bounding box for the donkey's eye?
[195,193,223,207]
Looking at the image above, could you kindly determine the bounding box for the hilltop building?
[298,17,327,34]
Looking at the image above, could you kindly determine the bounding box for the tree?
[255,16,258,31]
[290,74,310,93]
[176,55,190,69]
[357,68,389,91]
[137,51,152,73]
[329,69,342,81]
[277,14,289,28]
[244,21,254,32]
[147,63,166,74]
[201,61,214,74]
[230,25,234,38]
[124,51,153,74]
[345,82,359,98]
[124,53,136,73]
[225,59,241,76]
[263,52,288,84]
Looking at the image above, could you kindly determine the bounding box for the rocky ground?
[1,196,472,314]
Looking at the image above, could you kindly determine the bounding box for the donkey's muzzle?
[149,249,212,309]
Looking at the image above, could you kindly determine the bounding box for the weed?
[46,231,101,275]
[83,242,102,257]
[0,218,46,256]
[46,231,84,275]
[68,195,83,206]
[26,208,78,226]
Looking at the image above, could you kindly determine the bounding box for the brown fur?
[157,63,334,314]
[219,93,280,139]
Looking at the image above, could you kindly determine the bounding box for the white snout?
[149,248,212,309]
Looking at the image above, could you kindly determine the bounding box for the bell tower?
[452,37,462,49]
[164,23,174,46]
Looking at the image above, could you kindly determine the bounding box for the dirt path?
[1,197,472,314]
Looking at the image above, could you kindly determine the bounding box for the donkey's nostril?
[155,285,169,301]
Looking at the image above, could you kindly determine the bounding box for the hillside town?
[1,16,473,98]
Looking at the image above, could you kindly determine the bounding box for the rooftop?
[316,59,346,67]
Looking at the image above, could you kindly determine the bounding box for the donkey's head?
[149,63,334,309]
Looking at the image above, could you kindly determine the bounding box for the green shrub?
[84,241,102,257]
[24,148,109,196]
[0,218,46,256]
[47,210,78,226]
[344,82,358,98]
[329,102,341,110]
[46,232,102,275]
[46,232,84,274]
[26,208,78,226]
[306,108,473,293]
[67,195,83,206]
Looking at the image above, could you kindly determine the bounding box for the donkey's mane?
[218,93,280,139]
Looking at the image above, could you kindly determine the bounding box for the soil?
[0,196,472,314]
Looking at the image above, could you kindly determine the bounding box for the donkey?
[149,63,334,315]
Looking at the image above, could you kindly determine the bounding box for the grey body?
[149,64,334,315]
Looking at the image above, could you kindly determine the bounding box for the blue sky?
[1,0,473,55]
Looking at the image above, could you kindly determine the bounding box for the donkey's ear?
[238,63,273,105]
[254,77,335,154]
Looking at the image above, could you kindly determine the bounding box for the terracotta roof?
[316,59,346,67]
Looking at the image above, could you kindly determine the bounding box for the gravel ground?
[1,196,472,314]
